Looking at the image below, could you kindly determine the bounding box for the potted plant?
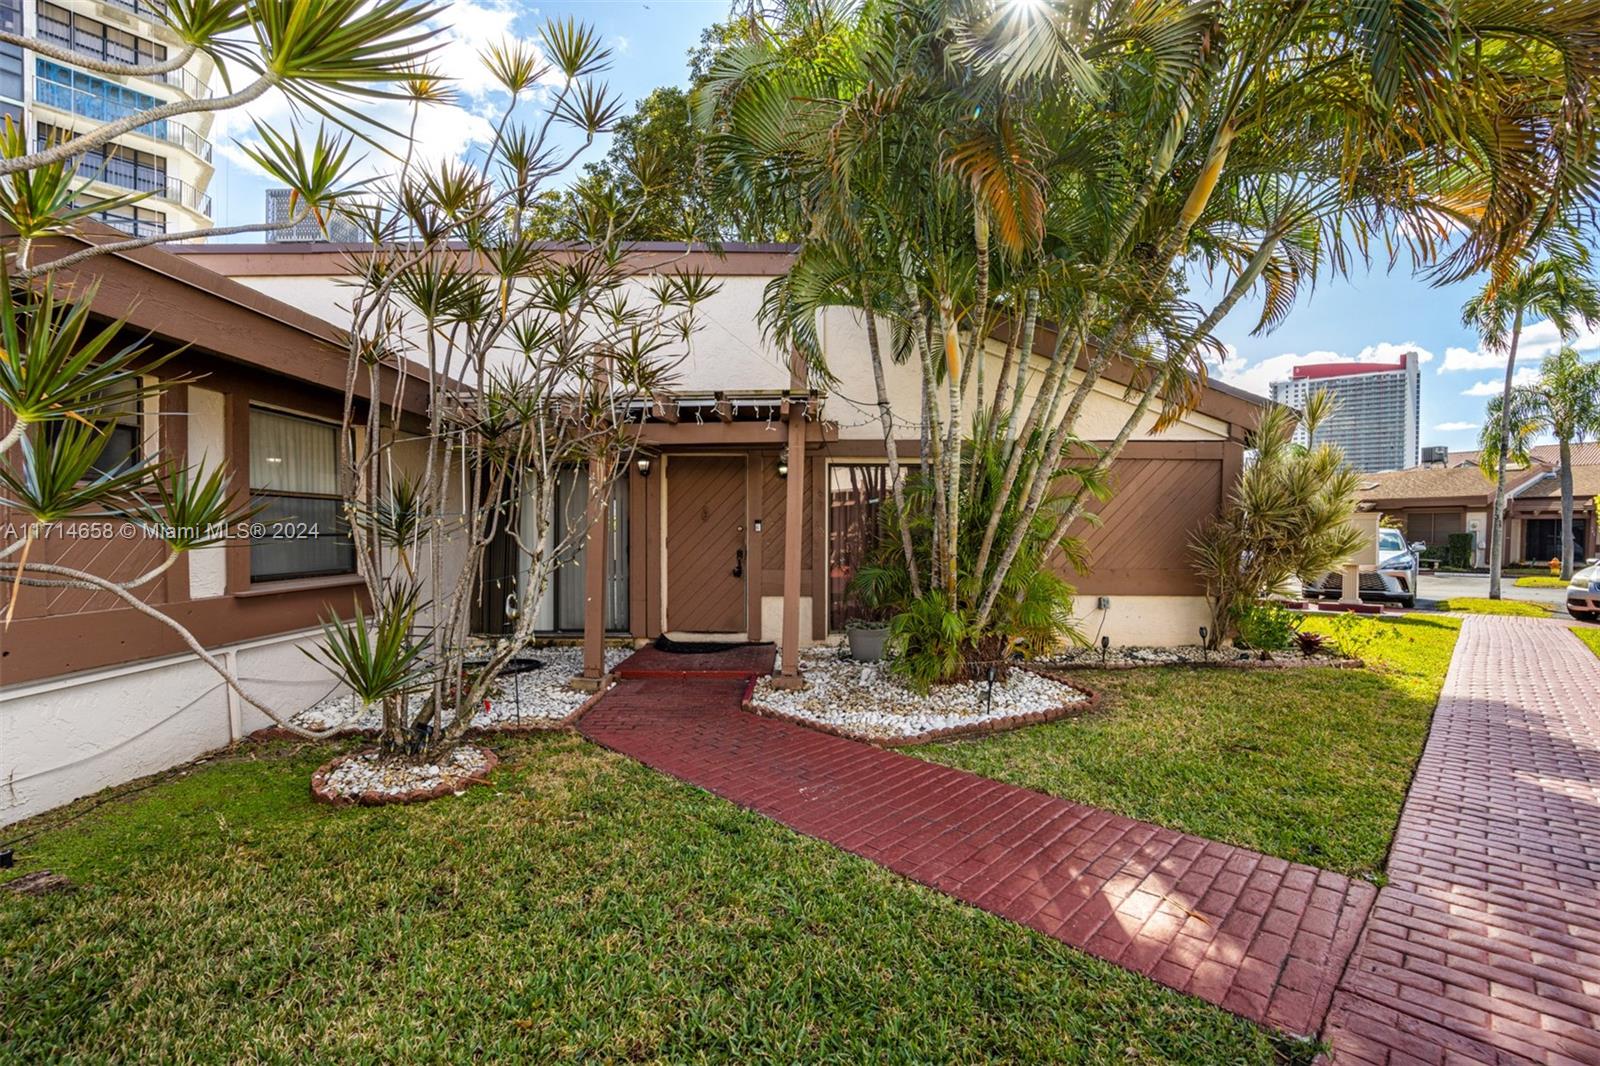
[845,613,892,662]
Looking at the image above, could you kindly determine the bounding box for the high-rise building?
[1,0,215,238]
[1269,352,1421,472]
[264,187,366,243]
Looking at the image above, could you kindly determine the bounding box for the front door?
[666,457,747,632]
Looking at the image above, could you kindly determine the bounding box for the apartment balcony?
[34,17,212,100]
[33,75,212,164]
[100,0,168,24]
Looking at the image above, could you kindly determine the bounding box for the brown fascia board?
[1003,318,1271,433]
[16,221,433,417]
[170,238,1267,427]
[172,240,801,278]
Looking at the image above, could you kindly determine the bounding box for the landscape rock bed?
[292,644,630,734]
[1041,644,1359,670]
[310,745,499,807]
[747,646,1094,744]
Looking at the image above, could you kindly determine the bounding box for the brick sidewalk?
[1322,617,1600,1064]
[579,675,1374,1036]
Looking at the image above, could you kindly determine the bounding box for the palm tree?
[1463,254,1600,597]
[1479,347,1600,579]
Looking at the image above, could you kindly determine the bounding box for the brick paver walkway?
[1322,617,1600,1064]
[579,675,1375,1036]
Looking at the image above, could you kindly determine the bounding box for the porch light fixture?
[777,449,789,479]
[636,456,652,478]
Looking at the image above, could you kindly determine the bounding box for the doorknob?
[732,547,745,578]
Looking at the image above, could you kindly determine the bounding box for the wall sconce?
[776,449,789,479]
[636,456,652,479]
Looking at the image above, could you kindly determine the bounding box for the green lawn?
[2,736,1307,1064]
[915,615,1461,878]
[1572,626,1600,659]
[1514,576,1568,588]
[1434,597,1551,616]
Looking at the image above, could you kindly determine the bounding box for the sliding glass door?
[520,468,628,632]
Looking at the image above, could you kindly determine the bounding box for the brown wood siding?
[1057,454,1226,596]
[665,457,748,631]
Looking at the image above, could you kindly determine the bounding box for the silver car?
[1303,527,1422,609]
[1567,562,1600,623]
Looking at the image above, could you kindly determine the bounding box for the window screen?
[249,407,354,581]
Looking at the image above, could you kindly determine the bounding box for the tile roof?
[1356,463,1546,505]
[1446,442,1600,468]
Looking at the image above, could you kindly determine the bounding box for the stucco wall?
[1070,595,1213,649]
[0,628,342,828]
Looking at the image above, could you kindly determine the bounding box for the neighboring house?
[1,236,1266,826]
[3,0,217,235]
[1269,353,1421,473]
[1356,446,1600,567]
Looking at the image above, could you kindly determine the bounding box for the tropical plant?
[850,425,1087,690]
[1478,346,1600,579]
[319,26,721,754]
[1464,252,1600,594]
[1191,404,1365,648]
[0,0,437,275]
[700,0,1600,662]
[1235,603,1301,653]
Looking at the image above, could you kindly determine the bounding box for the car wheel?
[1399,596,1415,610]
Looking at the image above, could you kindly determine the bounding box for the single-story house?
[1,236,1266,825]
[1356,446,1600,567]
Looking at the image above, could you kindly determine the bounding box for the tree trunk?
[864,304,922,597]
[1560,436,1576,580]
[1488,309,1523,600]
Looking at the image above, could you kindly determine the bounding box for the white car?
[1302,527,1422,609]
[1567,562,1600,623]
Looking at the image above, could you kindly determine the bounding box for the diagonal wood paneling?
[1060,457,1222,594]
[667,457,748,631]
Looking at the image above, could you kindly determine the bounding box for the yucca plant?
[305,583,433,751]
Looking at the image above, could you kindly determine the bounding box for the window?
[43,378,141,477]
[828,463,893,628]
[38,4,166,67]
[0,0,21,105]
[39,123,166,194]
[81,201,166,237]
[249,407,354,581]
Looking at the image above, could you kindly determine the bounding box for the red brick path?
[1322,618,1600,1064]
[579,675,1375,1036]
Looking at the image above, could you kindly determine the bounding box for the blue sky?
[207,0,1599,453]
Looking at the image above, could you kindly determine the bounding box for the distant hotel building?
[1269,353,1421,473]
[0,0,216,237]
[265,187,366,243]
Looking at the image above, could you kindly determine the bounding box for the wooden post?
[577,454,610,690]
[775,351,809,687]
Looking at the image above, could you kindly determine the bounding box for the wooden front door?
[666,457,747,632]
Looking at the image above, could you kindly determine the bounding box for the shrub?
[1191,403,1364,647]
[1319,613,1402,661]
[852,424,1084,691]
[1235,603,1300,651]
[1444,532,1474,569]
[1294,630,1327,657]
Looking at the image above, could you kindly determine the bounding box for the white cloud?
[1437,317,1600,372]
[1434,421,1479,432]
[214,1,542,191]
[1462,368,1538,396]
[1206,342,1428,399]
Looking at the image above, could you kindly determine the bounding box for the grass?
[1433,597,1551,616]
[1,736,1309,1063]
[1514,576,1568,588]
[915,615,1462,879]
[1572,626,1600,659]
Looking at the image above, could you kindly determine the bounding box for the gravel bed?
[318,745,493,800]
[1041,644,1353,669]
[293,644,630,733]
[749,646,1088,741]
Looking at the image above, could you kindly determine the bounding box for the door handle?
[732,547,745,578]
